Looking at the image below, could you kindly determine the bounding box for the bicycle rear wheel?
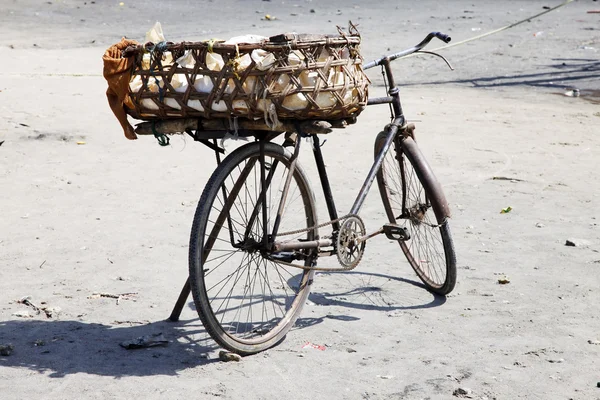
[374,132,456,295]
[189,142,317,355]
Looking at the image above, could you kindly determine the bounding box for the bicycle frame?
[268,70,404,255]
[168,31,452,321]
[268,31,452,255]
[270,113,403,254]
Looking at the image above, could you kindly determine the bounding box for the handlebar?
[363,31,451,70]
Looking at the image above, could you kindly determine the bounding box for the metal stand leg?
[168,277,190,322]
[169,139,221,322]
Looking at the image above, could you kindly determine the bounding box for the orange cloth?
[103,38,140,140]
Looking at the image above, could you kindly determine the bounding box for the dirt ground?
[1,1,600,399]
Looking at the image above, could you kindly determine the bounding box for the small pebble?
[0,344,14,356]
[452,387,472,397]
[43,306,61,318]
[13,310,33,318]
[219,350,242,362]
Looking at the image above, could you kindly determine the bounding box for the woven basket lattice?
[124,31,370,122]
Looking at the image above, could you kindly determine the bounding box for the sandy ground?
[1,1,600,399]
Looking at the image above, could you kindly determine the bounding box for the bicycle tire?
[189,142,317,355]
[374,132,456,295]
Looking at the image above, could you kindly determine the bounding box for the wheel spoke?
[375,134,455,293]
[189,144,316,352]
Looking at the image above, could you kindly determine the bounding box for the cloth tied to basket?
[103,37,140,140]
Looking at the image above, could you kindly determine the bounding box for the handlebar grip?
[435,32,452,43]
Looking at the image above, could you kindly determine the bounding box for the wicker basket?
[123,30,370,123]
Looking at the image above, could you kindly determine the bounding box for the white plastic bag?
[145,22,165,43]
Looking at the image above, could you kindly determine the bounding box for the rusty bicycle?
[165,31,457,355]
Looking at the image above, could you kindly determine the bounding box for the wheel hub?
[236,237,262,253]
[408,203,428,225]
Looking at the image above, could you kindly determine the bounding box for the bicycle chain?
[275,213,353,237]
[266,256,358,272]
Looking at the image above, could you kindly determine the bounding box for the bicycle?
[166,31,457,355]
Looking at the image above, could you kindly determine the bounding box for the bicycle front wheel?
[189,142,317,355]
[374,132,456,295]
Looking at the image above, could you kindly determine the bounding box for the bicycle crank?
[336,215,366,269]
[268,217,411,272]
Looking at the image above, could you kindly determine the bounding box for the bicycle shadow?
[292,271,446,330]
[0,317,218,378]
[308,271,446,311]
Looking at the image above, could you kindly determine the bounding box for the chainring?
[336,215,366,270]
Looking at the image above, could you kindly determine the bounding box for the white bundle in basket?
[128,22,364,120]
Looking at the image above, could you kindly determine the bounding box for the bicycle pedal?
[382,224,410,241]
